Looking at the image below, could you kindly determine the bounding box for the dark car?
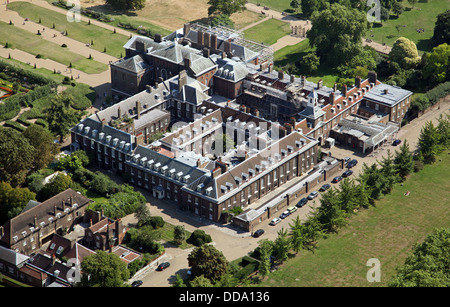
[131,280,143,287]
[342,170,353,177]
[157,262,170,271]
[332,176,343,183]
[253,229,265,238]
[319,183,331,192]
[296,197,308,208]
[393,139,401,146]
[307,191,319,200]
[280,211,290,219]
[347,159,358,168]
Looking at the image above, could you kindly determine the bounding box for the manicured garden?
[243,18,291,45]
[0,21,108,74]
[8,1,129,58]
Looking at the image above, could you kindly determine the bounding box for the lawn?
[274,39,340,87]
[243,18,291,45]
[8,1,129,58]
[0,21,108,74]
[258,151,450,287]
[368,0,449,53]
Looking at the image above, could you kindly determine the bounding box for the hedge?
[411,81,450,111]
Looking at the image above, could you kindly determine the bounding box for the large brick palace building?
[71,23,412,228]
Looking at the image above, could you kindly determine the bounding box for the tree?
[290,0,301,13]
[378,149,400,194]
[0,182,36,224]
[358,163,384,202]
[134,203,152,227]
[418,121,440,163]
[393,140,414,179]
[105,0,145,11]
[392,2,404,18]
[432,10,450,47]
[289,216,306,254]
[298,52,320,76]
[407,0,417,9]
[436,114,450,148]
[0,128,35,187]
[79,250,130,287]
[23,124,59,172]
[300,0,327,19]
[272,228,292,263]
[380,6,389,24]
[389,228,450,287]
[207,0,246,17]
[307,4,368,66]
[389,37,421,69]
[173,225,187,246]
[422,43,450,85]
[188,244,229,282]
[317,188,347,233]
[46,93,82,142]
[37,173,73,201]
[257,239,273,278]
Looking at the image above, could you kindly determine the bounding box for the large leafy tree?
[80,250,130,287]
[307,3,368,66]
[188,244,229,282]
[23,124,59,172]
[46,93,83,142]
[389,228,450,287]
[389,37,421,69]
[301,0,327,19]
[0,127,35,187]
[0,182,36,224]
[432,10,450,47]
[207,0,246,17]
[422,43,450,85]
[105,0,145,11]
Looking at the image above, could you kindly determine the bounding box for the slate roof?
[214,57,249,82]
[112,54,148,73]
[187,53,217,76]
[363,83,412,106]
[0,245,29,266]
[0,189,91,247]
[73,117,135,154]
[151,41,200,64]
[125,145,209,186]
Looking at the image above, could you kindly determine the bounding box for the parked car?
[342,170,353,177]
[270,217,281,225]
[287,206,297,214]
[344,157,351,165]
[157,262,170,271]
[131,280,143,287]
[307,191,319,200]
[347,159,358,168]
[393,139,401,146]
[280,211,290,219]
[296,197,308,208]
[319,183,331,192]
[253,229,265,238]
[332,176,343,183]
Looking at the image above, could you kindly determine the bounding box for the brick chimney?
[178,70,187,91]
[136,101,141,119]
[355,76,361,88]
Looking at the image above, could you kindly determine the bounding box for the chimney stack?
[368,71,377,84]
[178,70,187,91]
[211,34,217,52]
[317,79,323,89]
[154,33,162,43]
[342,84,347,97]
[198,30,204,47]
[117,106,121,119]
[278,70,284,80]
[355,76,361,88]
[136,101,141,119]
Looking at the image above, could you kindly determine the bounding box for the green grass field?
[0,21,108,74]
[8,1,129,58]
[258,150,450,287]
[244,18,291,45]
[274,39,340,87]
[363,0,448,53]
